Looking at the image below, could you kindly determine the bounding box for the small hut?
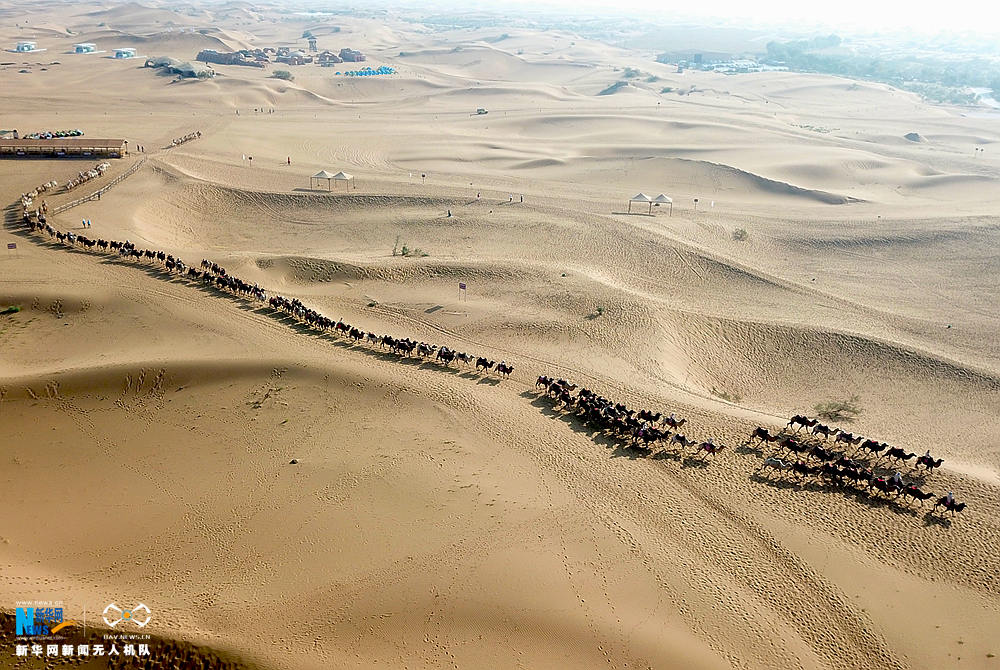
[652,193,673,215]
[13,41,41,53]
[627,193,652,214]
[74,43,97,54]
[113,47,137,59]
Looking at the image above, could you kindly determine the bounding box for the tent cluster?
[628,193,672,214]
[337,66,395,77]
[310,170,354,190]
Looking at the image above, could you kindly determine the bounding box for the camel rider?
[892,471,903,486]
[924,449,932,459]
[946,491,955,506]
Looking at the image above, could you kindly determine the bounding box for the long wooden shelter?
[0,138,127,158]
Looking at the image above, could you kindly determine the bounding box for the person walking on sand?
[287,156,291,165]
[520,194,523,203]
[509,194,513,203]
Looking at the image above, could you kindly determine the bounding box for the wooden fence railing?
[51,157,147,215]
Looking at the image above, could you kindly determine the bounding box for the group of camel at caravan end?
[535,376,725,461]
[749,415,965,519]
[169,130,201,147]
[19,187,517,384]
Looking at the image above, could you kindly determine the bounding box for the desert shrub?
[732,227,749,241]
[623,67,641,78]
[272,70,294,81]
[598,81,629,96]
[814,396,862,423]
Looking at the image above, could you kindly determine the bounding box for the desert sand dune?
[3,4,1000,670]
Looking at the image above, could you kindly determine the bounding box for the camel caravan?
[20,168,971,518]
[169,130,201,147]
[535,375,725,463]
[64,162,111,191]
[17,187,517,382]
[749,417,965,521]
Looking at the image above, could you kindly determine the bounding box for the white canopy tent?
[310,170,338,191]
[628,192,652,214]
[332,171,354,189]
[652,193,673,215]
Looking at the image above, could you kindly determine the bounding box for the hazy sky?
[521,0,997,35]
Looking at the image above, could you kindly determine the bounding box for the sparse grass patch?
[396,241,428,258]
[271,70,294,81]
[814,395,862,423]
[732,227,749,241]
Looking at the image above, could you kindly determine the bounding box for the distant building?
[144,56,213,78]
[15,41,38,52]
[173,61,213,77]
[197,49,265,68]
[339,48,365,62]
[113,48,137,59]
[318,50,343,65]
[74,43,97,54]
[276,50,312,65]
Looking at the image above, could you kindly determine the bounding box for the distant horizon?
[335,0,1000,38]
[496,0,998,37]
